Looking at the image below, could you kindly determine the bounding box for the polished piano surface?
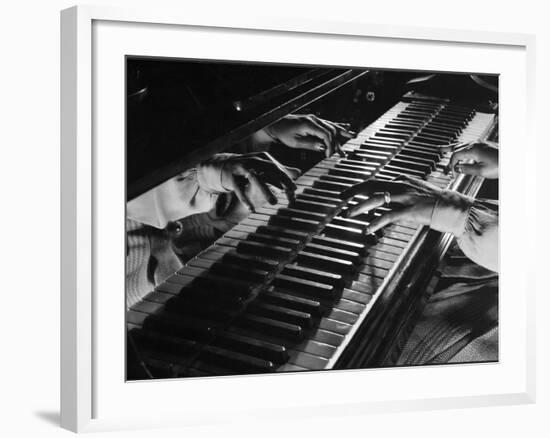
[126,62,498,379]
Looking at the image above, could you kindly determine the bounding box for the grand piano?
[125,57,498,379]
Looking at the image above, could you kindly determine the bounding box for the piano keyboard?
[127,94,496,378]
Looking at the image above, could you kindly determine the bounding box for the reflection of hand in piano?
[262,114,355,157]
[208,152,300,213]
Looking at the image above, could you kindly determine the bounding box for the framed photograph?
[61,4,536,432]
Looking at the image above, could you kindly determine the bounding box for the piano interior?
[126,57,498,380]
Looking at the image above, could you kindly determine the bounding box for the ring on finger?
[383,191,392,205]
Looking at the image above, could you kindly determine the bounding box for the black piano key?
[237,240,294,260]
[190,259,270,283]
[304,242,361,264]
[277,207,327,223]
[334,163,380,176]
[421,126,458,138]
[358,144,398,155]
[330,216,368,234]
[198,345,276,373]
[402,145,442,160]
[222,251,280,272]
[247,232,302,251]
[250,226,308,246]
[142,313,215,342]
[322,223,364,241]
[273,273,337,302]
[327,167,372,180]
[248,302,314,328]
[349,152,389,163]
[296,251,355,276]
[373,130,411,141]
[212,331,289,363]
[235,314,304,341]
[395,151,437,169]
[163,296,240,323]
[131,329,200,359]
[361,137,401,147]
[388,157,433,174]
[261,288,323,317]
[396,113,426,121]
[172,273,254,299]
[311,235,367,256]
[313,179,353,192]
[427,121,461,135]
[269,215,321,233]
[283,263,344,288]
[302,187,343,201]
[296,193,342,207]
[290,198,338,214]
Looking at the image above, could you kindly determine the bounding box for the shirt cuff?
[196,153,237,193]
[430,190,475,236]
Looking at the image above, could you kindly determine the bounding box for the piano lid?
[126,57,368,200]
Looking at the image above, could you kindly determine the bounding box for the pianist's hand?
[448,140,499,179]
[218,152,300,213]
[341,176,474,235]
[262,114,355,158]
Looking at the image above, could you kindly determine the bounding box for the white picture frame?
[60,4,536,433]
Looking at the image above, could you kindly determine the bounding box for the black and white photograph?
[125,58,499,380]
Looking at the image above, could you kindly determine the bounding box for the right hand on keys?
[341,176,474,236]
[447,140,499,179]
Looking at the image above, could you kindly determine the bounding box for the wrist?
[197,153,236,193]
[430,190,475,236]
[250,127,277,147]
